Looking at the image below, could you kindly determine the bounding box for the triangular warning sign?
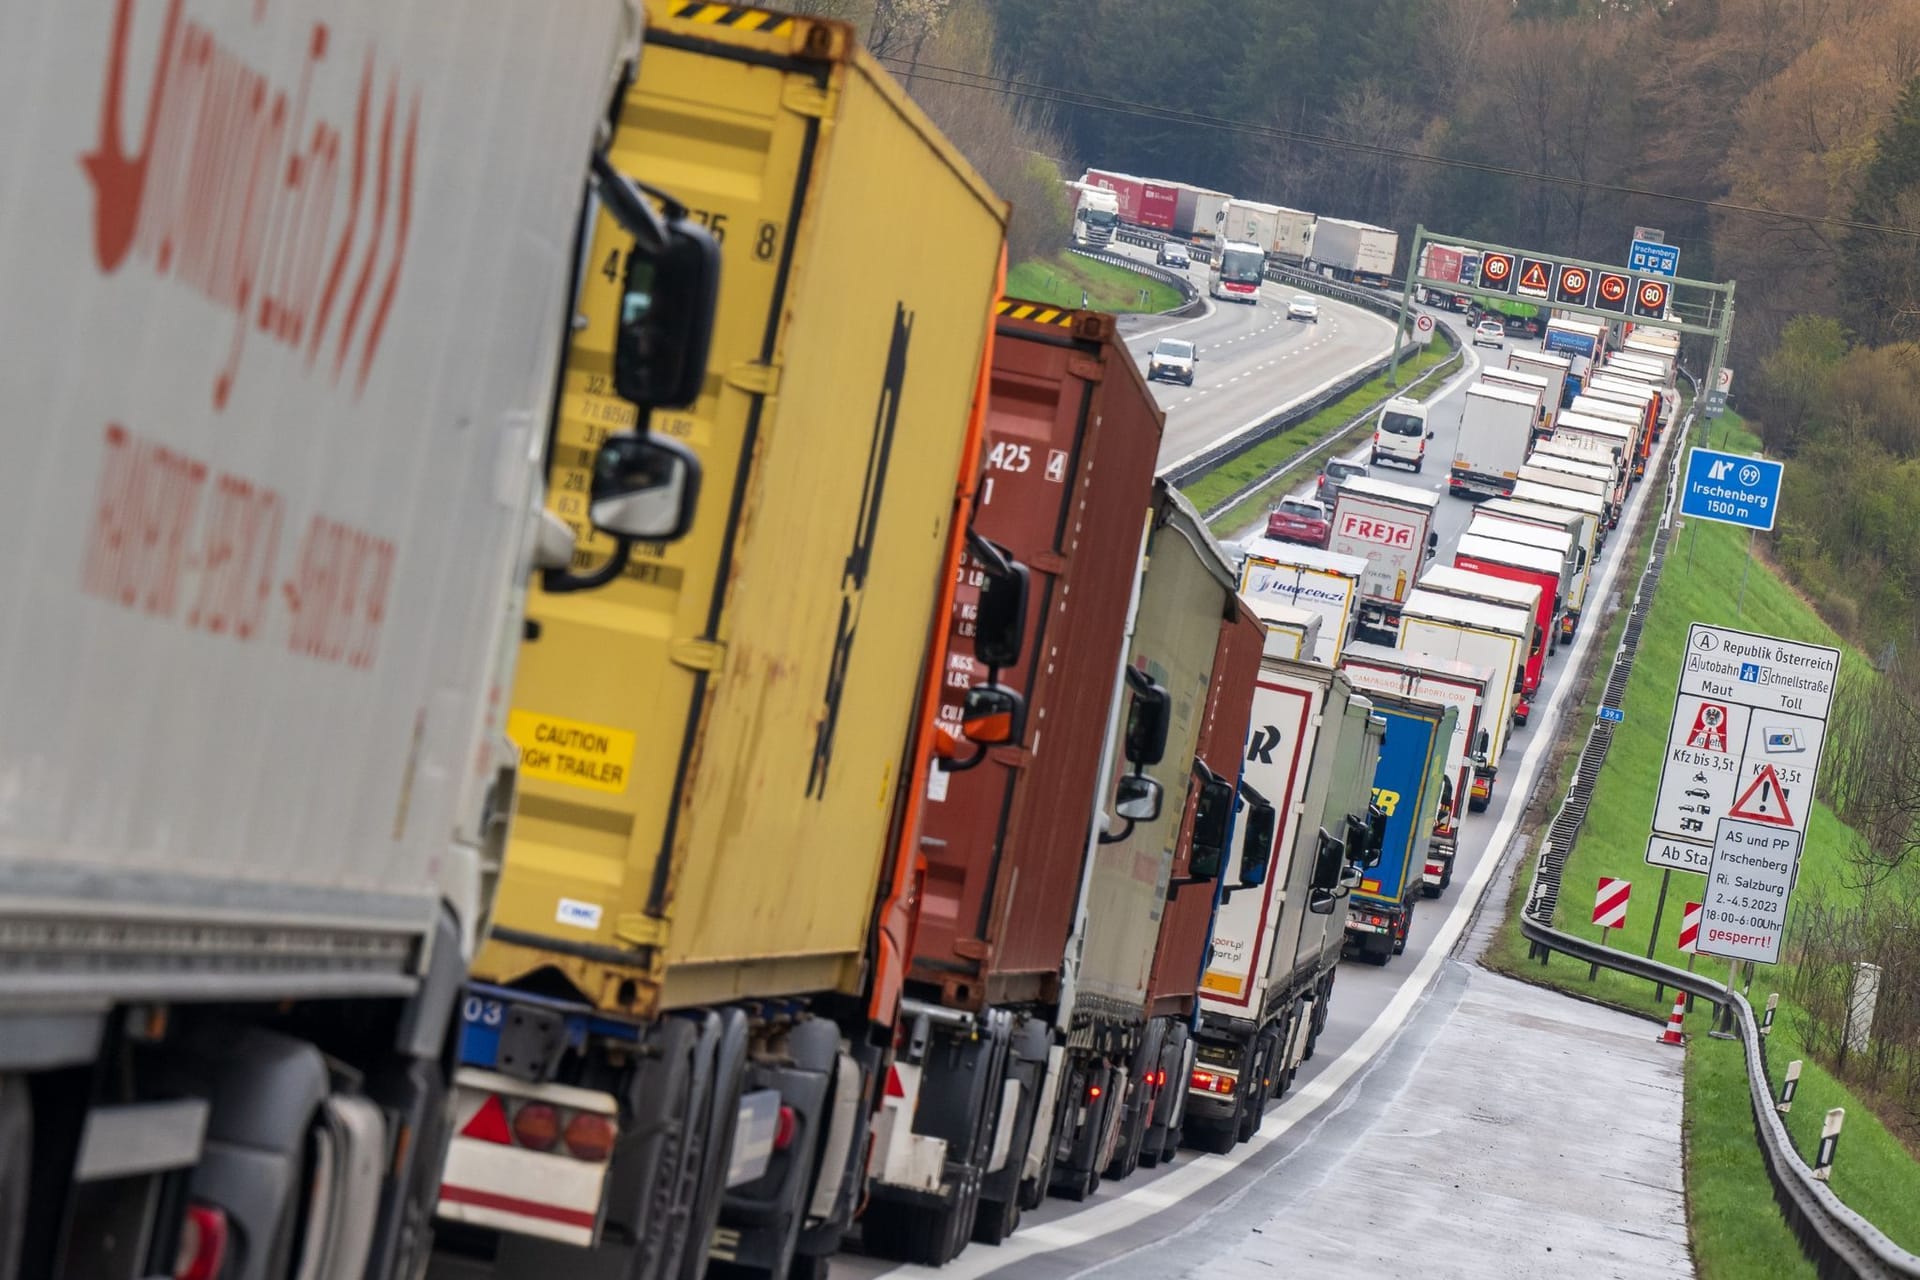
[1728,765,1795,827]
[1520,261,1550,290]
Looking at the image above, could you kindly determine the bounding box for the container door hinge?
[783,82,831,119]
[726,362,781,397]
[615,914,670,949]
[1067,355,1105,383]
[670,639,727,672]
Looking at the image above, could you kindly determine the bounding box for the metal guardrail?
[1514,372,1920,1279]
[1067,243,1204,317]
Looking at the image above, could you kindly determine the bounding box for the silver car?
[1147,339,1196,385]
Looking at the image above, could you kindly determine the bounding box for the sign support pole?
[1390,224,1426,389]
[1736,530,1755,617]
[1646,867,1673,1001]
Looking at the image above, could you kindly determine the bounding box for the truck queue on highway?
[0,5,1688,1280]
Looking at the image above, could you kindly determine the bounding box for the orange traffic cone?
[1657,990,1687,1046]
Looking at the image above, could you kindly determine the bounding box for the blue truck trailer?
[1344,694,1456,964]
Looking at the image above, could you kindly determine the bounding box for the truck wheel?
[1441,858,1456,892]
[861,1201,963,1267]
[1020,1092,1066,1211]
[1187,1121,1235,1155]
[971,1194,1020,1246]
[1394,905,1415,956]
[0,1076,26,1280]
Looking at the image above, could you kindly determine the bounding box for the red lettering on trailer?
[81,0,419,409]
[80,423,392,670]
[1339,512,1415,549]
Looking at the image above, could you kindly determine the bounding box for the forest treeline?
[787,0,1920,650]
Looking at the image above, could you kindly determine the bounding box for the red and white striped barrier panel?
[1592,877,1631,930]
[1678,901,1701,954]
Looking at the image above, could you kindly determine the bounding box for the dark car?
[1315,457,1370,506]
[1157,241,1191,269]
[1265,497,1331,548]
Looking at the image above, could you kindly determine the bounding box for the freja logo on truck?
[1340,514,1416,549]
[84,0,419,409]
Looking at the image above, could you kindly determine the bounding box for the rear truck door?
[473,7,1008,1014]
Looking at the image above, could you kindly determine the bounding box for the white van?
[1373,396,1435,472]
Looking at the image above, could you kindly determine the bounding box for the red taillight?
[773,1105,797,1152]
[174,1204,228,1280]
[563,1111,616,1163]
[1190,1069,1236,1096]
[512,1102,560,1152]
[1088,1084,1103,1101]
[885,1065,906,1099]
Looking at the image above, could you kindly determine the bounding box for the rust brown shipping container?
[909,300,1164,1010]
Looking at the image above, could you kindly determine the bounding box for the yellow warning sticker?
[508,710,636,794]
[1200,971,1245,996]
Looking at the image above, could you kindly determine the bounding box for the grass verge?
[1006,252,1183,313]
[1483,410,1920,1265]
[1188,339,1461,537]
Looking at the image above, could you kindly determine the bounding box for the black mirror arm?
[1098,816,1136,845]
[541,537,632,596]
[590,151,677,257]
[966,530,1016,580]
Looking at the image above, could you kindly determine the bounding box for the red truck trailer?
[864,299,1163,1258]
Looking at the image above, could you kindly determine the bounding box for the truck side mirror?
[1426,430,1436,440]
[1123,670,1171,768]
[1366,802,1389,866]
[611,206,720,413]
[1426,530,1438,560]
[1236,795,1278,889]
[1473,727,1491,759]
[970,538,1030,671]
[589,432,702,543]
[1115,773,1163,823]
[1186,771,1236,881]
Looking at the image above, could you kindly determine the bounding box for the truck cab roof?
[1466,382,1541,409]
[1339,639,1494,690]
[1553,411,1634,442]
[1421,562,1544,610]
[1400,588,1532,636]
[1240,537,1370,578]
[1465,518,1573,561]
[1508,482,1605,517]
[1336,474,1441,511]
[1481,497,1586,530]
[1509,349,1572,370]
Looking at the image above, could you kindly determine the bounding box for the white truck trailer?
[1450,383,1538,500]
[0,3,715,1277]
[1311,217,1399,287]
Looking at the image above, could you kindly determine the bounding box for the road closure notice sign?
[1697,820,1805,965]
[1646,623,1840,872]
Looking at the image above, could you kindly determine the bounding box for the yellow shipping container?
[474,1,1008,1017]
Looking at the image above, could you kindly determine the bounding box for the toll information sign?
[1697,820,1804,965]
[1646,623,1840,871]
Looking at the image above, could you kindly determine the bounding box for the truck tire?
[0,1076,26,1280]
[1187,1120,1235,1155]
[1394,903,1415,956]
[970,1192,1020,1247]
[861,1199,967,1267]
[1020,1091,1065,1212]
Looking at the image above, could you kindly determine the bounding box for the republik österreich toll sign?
[1645,622,1840,874]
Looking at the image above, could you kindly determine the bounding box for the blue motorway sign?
[1629,239,1679,277]
[1598,706,1625,723]
[1680,447,1784,532]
